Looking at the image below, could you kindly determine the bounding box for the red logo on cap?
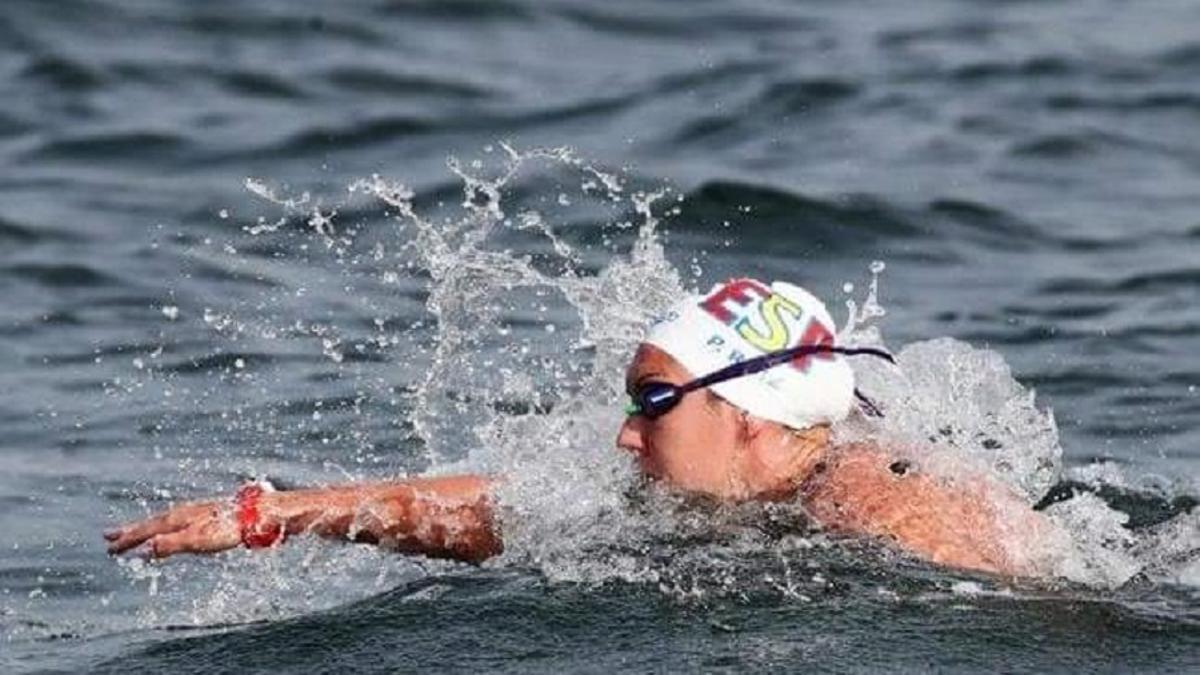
[699,278,835,372]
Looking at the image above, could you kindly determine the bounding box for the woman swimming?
[105,278,1060,577]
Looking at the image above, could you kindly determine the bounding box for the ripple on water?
[675,180,924,250]
[216,70,308,101]
[18,54,106,91]
[1037,268,1200,297]
[1157,42,1200,67]
[665,74,862,147]
[1010,132,1103,159]
[925,198,1049,250]
[876,20,1010,49]
[164,10,385,44]
[1044,91,1200,113]
[154,351,325,376]
[1003,302,1118,322]
[556,4,820,39]
[320,66,495,100]
[24,131,189,164]
[759,76,862,112]
[3,262,117,289]
[948,55,1077,82]
[268,116,438,156]
[378,0,539,23]
[0,215,42,243]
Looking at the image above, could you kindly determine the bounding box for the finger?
[144,521,239,559]
[108,519,178,554]
[107,505,200,555]
[143,531,195,559]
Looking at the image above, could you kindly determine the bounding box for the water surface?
[1,0,1198,672]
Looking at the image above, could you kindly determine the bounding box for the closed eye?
[633,380,673,396]
[627,371,669,396]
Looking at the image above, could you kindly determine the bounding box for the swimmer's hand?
[104,500,241,558]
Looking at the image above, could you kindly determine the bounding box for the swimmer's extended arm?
[104,475,501,563]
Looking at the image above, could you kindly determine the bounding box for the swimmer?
[104,278,1060,577]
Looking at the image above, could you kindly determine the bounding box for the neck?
[741,424,832,500]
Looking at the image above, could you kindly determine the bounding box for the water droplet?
[161,305,179,320]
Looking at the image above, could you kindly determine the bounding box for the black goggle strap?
[854,388,885,418]
[625,344,895,416]
[680,344,896,394]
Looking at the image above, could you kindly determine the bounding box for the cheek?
[649,406,734,475]
[637,422,674,468]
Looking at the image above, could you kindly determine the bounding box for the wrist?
[235,481,287,549]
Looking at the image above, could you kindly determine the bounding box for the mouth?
[634,448,665,480]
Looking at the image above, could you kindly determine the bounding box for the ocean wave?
[675,180,922,249]
[378,0,539,23]
[18,54,105,91]
[23,131,188,163]
[1045,91,1200,113]
[557,4,820,38]
[1038,268,1200,296]
[1156,42,1200,68]
[949,55,1077,82]
[3,262,117,288]
[0,215,42,243]
[925,198,1049,249]
[320,66,494,100]
[760,77,861,112]
[671,181,1107,259]
[877,20,1011,48]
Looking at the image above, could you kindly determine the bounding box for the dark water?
[2,0,1199,672]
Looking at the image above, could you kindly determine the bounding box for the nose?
[616,416,646,455]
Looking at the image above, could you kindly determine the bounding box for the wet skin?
[106,344,1059,577]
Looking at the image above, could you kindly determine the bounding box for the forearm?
[265,475,501,563]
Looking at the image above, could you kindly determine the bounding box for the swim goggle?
[624,344,895,420]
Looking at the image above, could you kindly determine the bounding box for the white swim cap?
[645,278,855,430]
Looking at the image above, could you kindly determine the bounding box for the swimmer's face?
[616,343,746,497]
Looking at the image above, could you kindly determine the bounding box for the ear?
[741,412,770,440]
[735,410,773,446]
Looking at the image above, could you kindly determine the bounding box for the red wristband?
[235,481,286,549]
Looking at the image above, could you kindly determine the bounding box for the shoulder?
[800,443,1048,576]
[800,443,912,519]
[804,443,912,491]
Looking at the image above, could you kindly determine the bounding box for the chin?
[636,454,666,481]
